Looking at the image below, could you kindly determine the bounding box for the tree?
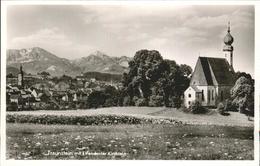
[122,49,191,108]
[189,101,208,114]
[235,71,252,81]
[7,73,14,78]
[103,85,119,107]
[122,49,163,103]
[180,64,193,77]
[160,60,190,107]
[38,71,50,79]
[87,91,107,108]
[230,76,254,118]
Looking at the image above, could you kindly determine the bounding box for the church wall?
[184,87,196,108]
[195,86,208,106]
[216,85,233,105]
[184,85,233,107]
[196,86,216,107]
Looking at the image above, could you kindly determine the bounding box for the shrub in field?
[217,100,234,116]
[7,102,19,111]
[170,96,182,108]
[224,99,238,112]
[103,98,116,107]
[148,95,164,107]
[132,96,139,105]
[189,101,208,114]
[135,98,148,106]
[217,102,225,115]
[87,91,107,108]
[180,105,190,113]
[123,96,131,106]
[6,114,183,126]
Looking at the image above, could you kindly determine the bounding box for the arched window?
[202,90,204,101]
[212,90,214,100]
[208,90,210,102]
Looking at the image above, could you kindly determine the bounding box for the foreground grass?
[6,123,254,160]
[7,106,254,127]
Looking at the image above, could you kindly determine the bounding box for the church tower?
[223,22,234,69]
[18,65,24,88]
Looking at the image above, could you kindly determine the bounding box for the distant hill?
[83,72,122,82]
[7,47,81,76]
[7,48,131,77]
[72,51,131,74]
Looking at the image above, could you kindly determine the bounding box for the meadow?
[6,107,254,160]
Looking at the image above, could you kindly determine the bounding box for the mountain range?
[7,47,131,76]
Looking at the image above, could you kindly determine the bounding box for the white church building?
[184,23,236,108]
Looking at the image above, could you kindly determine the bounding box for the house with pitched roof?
[184,23,236,108]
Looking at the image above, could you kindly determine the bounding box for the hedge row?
[6,114,184,126]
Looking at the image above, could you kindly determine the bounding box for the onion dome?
[224,22,234,45]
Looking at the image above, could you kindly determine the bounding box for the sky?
[7,5,254,76]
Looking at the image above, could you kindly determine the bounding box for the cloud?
[9,27,96,59]
[82,5,196,37]
[147,38,168,48]
[11,27,72,48]
[6,5,254,76]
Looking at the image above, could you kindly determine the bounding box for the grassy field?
[6,123,253,160]
[6,107,254,160]
[7,107,254,127]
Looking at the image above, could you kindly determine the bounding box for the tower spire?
[20,65,23,73]
[223,22,234,70]
[18,64,24,88]
[227,21,230,33]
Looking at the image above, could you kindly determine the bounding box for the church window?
[212,90,214,100]
[188,101,191,105]
[208,90,210,102]
[188,94,191,98]
[202,90,204,101]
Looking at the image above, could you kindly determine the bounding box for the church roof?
[190,57,235,86]
[190,85,201,92]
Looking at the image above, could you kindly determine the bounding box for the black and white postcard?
[1,1,259,166]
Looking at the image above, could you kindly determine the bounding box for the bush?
[135,98,148,106]
[7,102,18,111]
[166,96,182,108]
[217,101,232,116]
[6,114,183,126]
[189,101,207,114]
[149,95,164,107]
[180,105,190,113]
[217,102,225,115]
[104,98,116,107]
[225,99,238,112]
[123,96,131,106]
[87,91,107,108]
[171,96,182,108]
